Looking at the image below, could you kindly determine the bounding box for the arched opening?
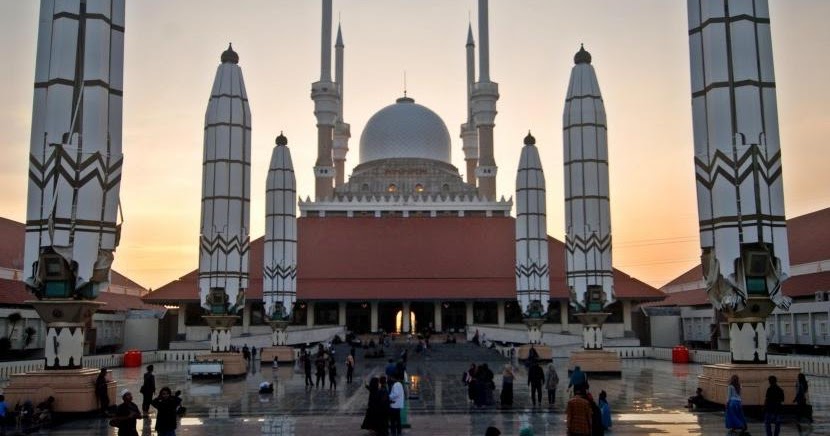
[395,310,416,333]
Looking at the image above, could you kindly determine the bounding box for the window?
[800,322,809,336]
[415,184,424,193]
[361,183,370,191]
[819,322,828,336]
[782,323,791,335]
[387,184,397,193]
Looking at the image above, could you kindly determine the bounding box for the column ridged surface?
[25,0,125,295]
[688,0,790,312]
[264,136,297,320]
[563,47,614,310]
[515,135,550,314]
[199,47,251,313]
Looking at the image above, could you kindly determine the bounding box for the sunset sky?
[1,1,829,291]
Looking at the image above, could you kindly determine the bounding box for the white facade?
[24,0,125,295]
[264,135,297,319]
[515,134,550,315]
[198,45,251,313]
[563,46,614,310]
[688,0,790,313]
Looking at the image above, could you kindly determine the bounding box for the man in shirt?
[388,374,405,436]
[566,387,592,436]
[764,375,785,436]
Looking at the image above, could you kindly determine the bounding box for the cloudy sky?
[1,0,829,290]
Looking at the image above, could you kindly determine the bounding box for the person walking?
[303,352,313,387]
[151,387,182,436]
[388,374,405,436]
[528,361,545,406]
[465,363,477,405]
[598,390,612,431]
[315,354,327,389]
[140,365,156,414]
[0,394,7,436]
[764,375,784,436]
[725,374,747,435]
[95,368,110,416]
[328,357,338,391]
[361,377,389,436]
[566,387,592,436]
[112,389,142,436]
[500,364,514,407]
[546,363,559,406]
[794,372,812,426]
[251,346,257,361]
[569,366,588,394]
[345,354,355,384]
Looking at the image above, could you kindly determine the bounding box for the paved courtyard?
[3,343,827,435]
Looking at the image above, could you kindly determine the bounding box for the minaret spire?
[311,0,339,199]
[471,0,499,199]
[333,21,350,188]
[460,21,479,186]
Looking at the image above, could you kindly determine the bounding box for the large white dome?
[359,97,451,164]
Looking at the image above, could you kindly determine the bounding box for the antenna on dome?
[403,70,407,97]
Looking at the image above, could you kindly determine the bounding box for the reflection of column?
[307,302,315,327]
[402,302,411,333]
[242,302,251,334]
[466,301,474,326]
[177,305,187,336]
[497,301,505,327]
[338,302,347,326]
[623,300,632,332]
[560,303,569,330]
[370,302,379,332]
[434,302,442,332]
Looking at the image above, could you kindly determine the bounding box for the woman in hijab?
[725,374,747,434]
[500,364,514,407]
[568,365,588,394]
[545,363,559,406]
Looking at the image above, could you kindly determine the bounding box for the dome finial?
[524,131,536,146]
[574,43,591,65]
[221,43,239,64]
[276,131,287,146]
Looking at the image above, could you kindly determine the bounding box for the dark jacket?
[151,395,182,432]
[765,384,785,414]
[528,364,545,386]
[114,401,140,436]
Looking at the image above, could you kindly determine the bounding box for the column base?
[260,346,295,363]
[3,368,116,413]
[568,349,621,375]
[517,344,552,361]
[697,363,799,406]
[196,352,247,376]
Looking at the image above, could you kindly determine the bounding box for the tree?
[22,326,37,349]
[6,312,22,342]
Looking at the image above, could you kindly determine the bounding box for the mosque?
[143,1,664,345]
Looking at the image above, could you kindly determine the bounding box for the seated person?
[686,388,715,410]
[35,396,55,424]
[259,382,274,394]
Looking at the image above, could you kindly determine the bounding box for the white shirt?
[389,381,405,409]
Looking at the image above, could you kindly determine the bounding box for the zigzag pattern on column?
[695,148,783,188]
[199,235,251,255]
[565,234,611,253]
[29,149,123,191]
[263,265,297,280]
[514,263,549,278]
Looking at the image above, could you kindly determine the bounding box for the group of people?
[722,372,812,436]
[300,343,357,391]
[241,344,257,362]
[565,385,612,436]
[360,374,406,436]
[0,395,55,433]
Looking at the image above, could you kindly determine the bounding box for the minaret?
[460,23,479,186]
[515,132,550,344]
[311,0,339,199]
[264,133,297,347]
[199,44,251,357]
[471,0,499,199]
[23,0,125,370]
[332,24,351,188]
[688,0,790,366]
[563,46,615,351]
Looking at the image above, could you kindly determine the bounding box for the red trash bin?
[124,350,142,367]
[672,345,689,363]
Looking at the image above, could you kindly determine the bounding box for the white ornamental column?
[199,44,251,353]
[563,46,614,350]
[515,133,549,344]
[264,133,297,346]
[688,0,790,364]
[23,0,126,370]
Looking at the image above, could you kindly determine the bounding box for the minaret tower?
[10,0,123,412]
[262,133,297,361]
[563,46,620,374]
[471,0,499,199]
[332,24,350,188]
[311,0,339,199]
[689,0,796,404]
[460,23,479,186]
[197,45,251,376]
[515,132,550,345]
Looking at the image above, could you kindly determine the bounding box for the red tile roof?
[0,277,154,312]
[658,207,830,306]
[144,216,664,303]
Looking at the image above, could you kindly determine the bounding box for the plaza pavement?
[3,342,827,435]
